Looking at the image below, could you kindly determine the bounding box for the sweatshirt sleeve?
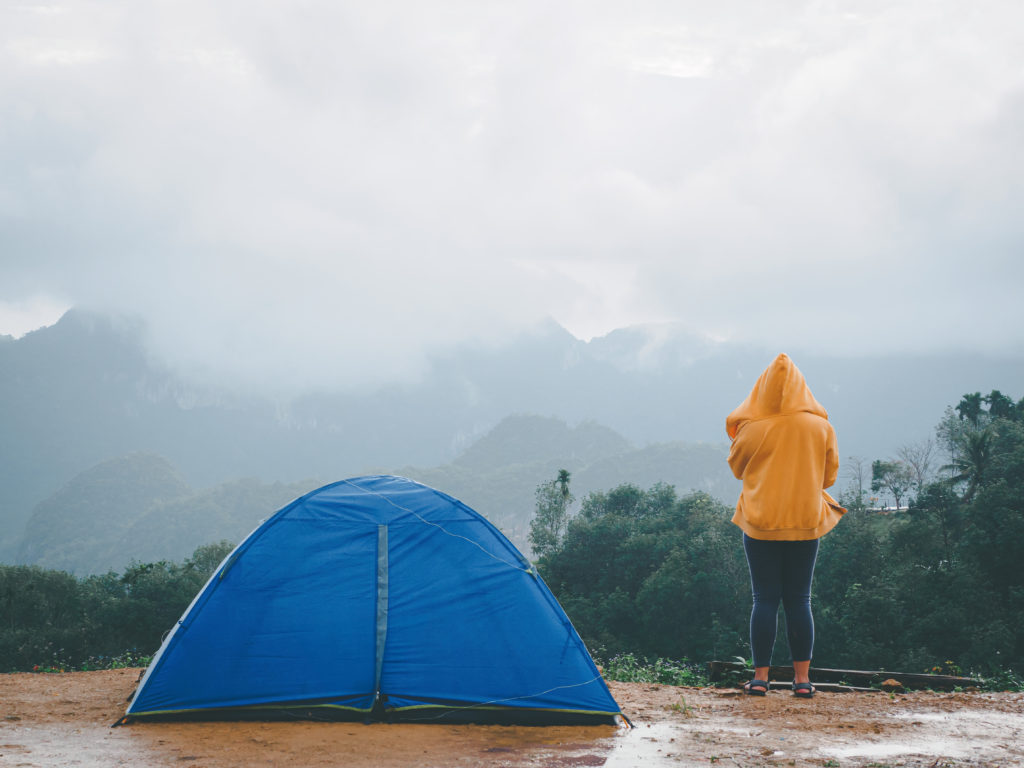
[727,425,751,480]
[823,424,839,489]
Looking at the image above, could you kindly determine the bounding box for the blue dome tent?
[124,476,620,724]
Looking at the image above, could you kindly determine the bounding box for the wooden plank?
[707,660,979,691]
[767,682,877,693]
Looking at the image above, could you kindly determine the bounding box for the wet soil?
[2,669,1023,767]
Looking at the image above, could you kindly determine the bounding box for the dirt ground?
[2,669,1023,768]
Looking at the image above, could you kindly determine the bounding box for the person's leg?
[792,659,811,685]
[743,534,784,684]
[780,538,820,685]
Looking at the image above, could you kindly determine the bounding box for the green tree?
[0,565,84,671]
[541,483,747,661]
[943,429,995,502]
[814,512,898,667]
[985,390,1016,420]
[0,541,238,672]
[937,406,972,477]
[871,459,914,508]
[956,392,984,426]
[183,540,235,575]
[528,470,574,561]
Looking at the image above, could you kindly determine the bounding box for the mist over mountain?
[3,308,1022,567]
[16,417,739,574]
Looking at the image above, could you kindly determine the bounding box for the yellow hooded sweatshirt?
[726,353,845,540]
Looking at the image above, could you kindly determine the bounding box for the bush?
[599,652,707,687]
[0,542,233,672]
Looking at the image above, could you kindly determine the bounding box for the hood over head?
[726,353,828,439]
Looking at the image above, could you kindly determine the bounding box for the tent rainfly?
[123,475,621,725]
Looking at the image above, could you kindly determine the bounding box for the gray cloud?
[2,0,1022,392]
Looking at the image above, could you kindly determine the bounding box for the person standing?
[726,353,846,698]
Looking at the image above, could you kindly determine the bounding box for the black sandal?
[792,682,815,698]
[743,679,769,696]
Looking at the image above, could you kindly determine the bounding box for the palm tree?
[556,469,571,504]
[955,392,984,426]
[984,390,1016,420]
[942,428,994,502]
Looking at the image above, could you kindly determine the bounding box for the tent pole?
[373,524,389,705]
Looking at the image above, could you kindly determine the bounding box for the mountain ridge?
[3,308,1022,562]
[13,415,737,574]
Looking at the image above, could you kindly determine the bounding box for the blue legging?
[742,534,819,667]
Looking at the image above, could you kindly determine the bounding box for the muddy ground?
[1,669,1023,767]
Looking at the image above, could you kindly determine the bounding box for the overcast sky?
[2,0,1022,392]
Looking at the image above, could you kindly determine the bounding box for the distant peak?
[0,296,71,339]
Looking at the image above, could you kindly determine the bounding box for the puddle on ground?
[0,722,147,767]
[820,707,1024,762]
[822,741,973,760]
[601,723,686,766]
[892,709,1024,726]
[451,722,690,767]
